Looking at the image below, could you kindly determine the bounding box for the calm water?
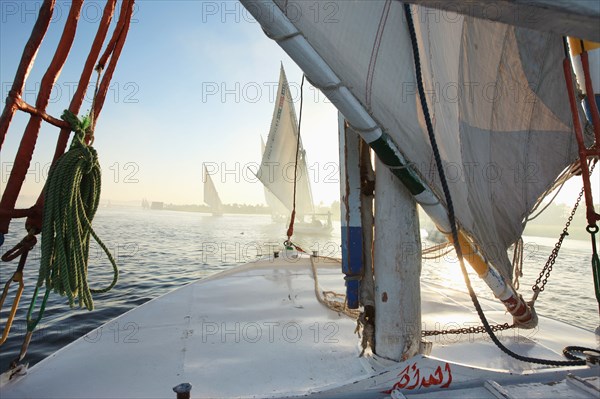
[0,207,598,372]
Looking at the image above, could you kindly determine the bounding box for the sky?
[0,0,598,209]
[0,0,340,207]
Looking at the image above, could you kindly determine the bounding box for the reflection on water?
[0,207,598,372]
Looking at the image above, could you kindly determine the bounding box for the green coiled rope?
[31,110,118,324]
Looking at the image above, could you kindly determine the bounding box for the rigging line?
[526,159,593,223]
[531,162,596,301]
[526,170,571,222]
[402,4,584,366]
[286,74,306,242]
[512,238,524,290]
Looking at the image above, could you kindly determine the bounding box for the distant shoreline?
[109,200,598,241]
[523,224,590,241]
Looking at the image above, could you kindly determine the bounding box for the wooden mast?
[374,157,422,361]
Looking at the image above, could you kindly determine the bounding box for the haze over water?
[0,207,598,372]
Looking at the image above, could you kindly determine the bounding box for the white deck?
[1,255,598,398]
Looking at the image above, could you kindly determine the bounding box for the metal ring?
[564,346,600,367]
[262,28,301,43]
[304,75,343,92]
[586,225,599,234]
[348,123,379,134]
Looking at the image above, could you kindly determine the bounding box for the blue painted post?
[338,113,363,309]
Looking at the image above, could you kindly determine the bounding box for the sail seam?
[424,8,437,128]
[365,0,391,111]
[264,30,301,43]
[522,32,551,214]
[485,24,511,264]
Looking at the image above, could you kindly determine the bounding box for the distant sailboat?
[203,165,223,216]
[5,1,600,398]
[257,66,332,235]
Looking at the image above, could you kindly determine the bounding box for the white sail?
[257,65,315,218]
[258,1,586,280]
[260,136,290,217]
[203,165,223,213]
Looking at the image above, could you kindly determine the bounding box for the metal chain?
[422,322,514,337]
[531,163,595,298]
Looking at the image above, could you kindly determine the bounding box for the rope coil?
[35,110,118,312]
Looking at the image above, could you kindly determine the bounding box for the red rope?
[286,74,306,241]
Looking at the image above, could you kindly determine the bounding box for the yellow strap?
[0,271,24,346]
[444,230,489,276]
[568,37,600,56]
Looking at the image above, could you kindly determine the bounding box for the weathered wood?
[374,158,422,361]
[339,113,363,309]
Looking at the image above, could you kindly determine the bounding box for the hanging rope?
[589,225,600,310]
[35,110,118,312]
[309,256,360,319]
[511,238,524,290]
[403,4,585,366]
[421,241,453,260]
[0,232,36,346]
[8,110,118,368]
[284,74,306,249]
[0,0,133,372]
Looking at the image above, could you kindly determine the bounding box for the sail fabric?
[260,136,290,216]
[203,166,223,211]
[273,0,579,279]
[257,66,315,217]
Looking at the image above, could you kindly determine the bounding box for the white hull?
[1,255,598,398]
[293,222,333,236]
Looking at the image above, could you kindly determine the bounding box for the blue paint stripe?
[341,226,363,309]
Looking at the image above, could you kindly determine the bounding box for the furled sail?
[257,65,315,218]
[203,165,223,213]
[265,0,582,279]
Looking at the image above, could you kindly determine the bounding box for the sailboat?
[1,1,600,398]
[257,66,333,235]
[203,165,223,216]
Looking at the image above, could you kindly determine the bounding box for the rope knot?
[61,110,93,146]
[80,146,98,175]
